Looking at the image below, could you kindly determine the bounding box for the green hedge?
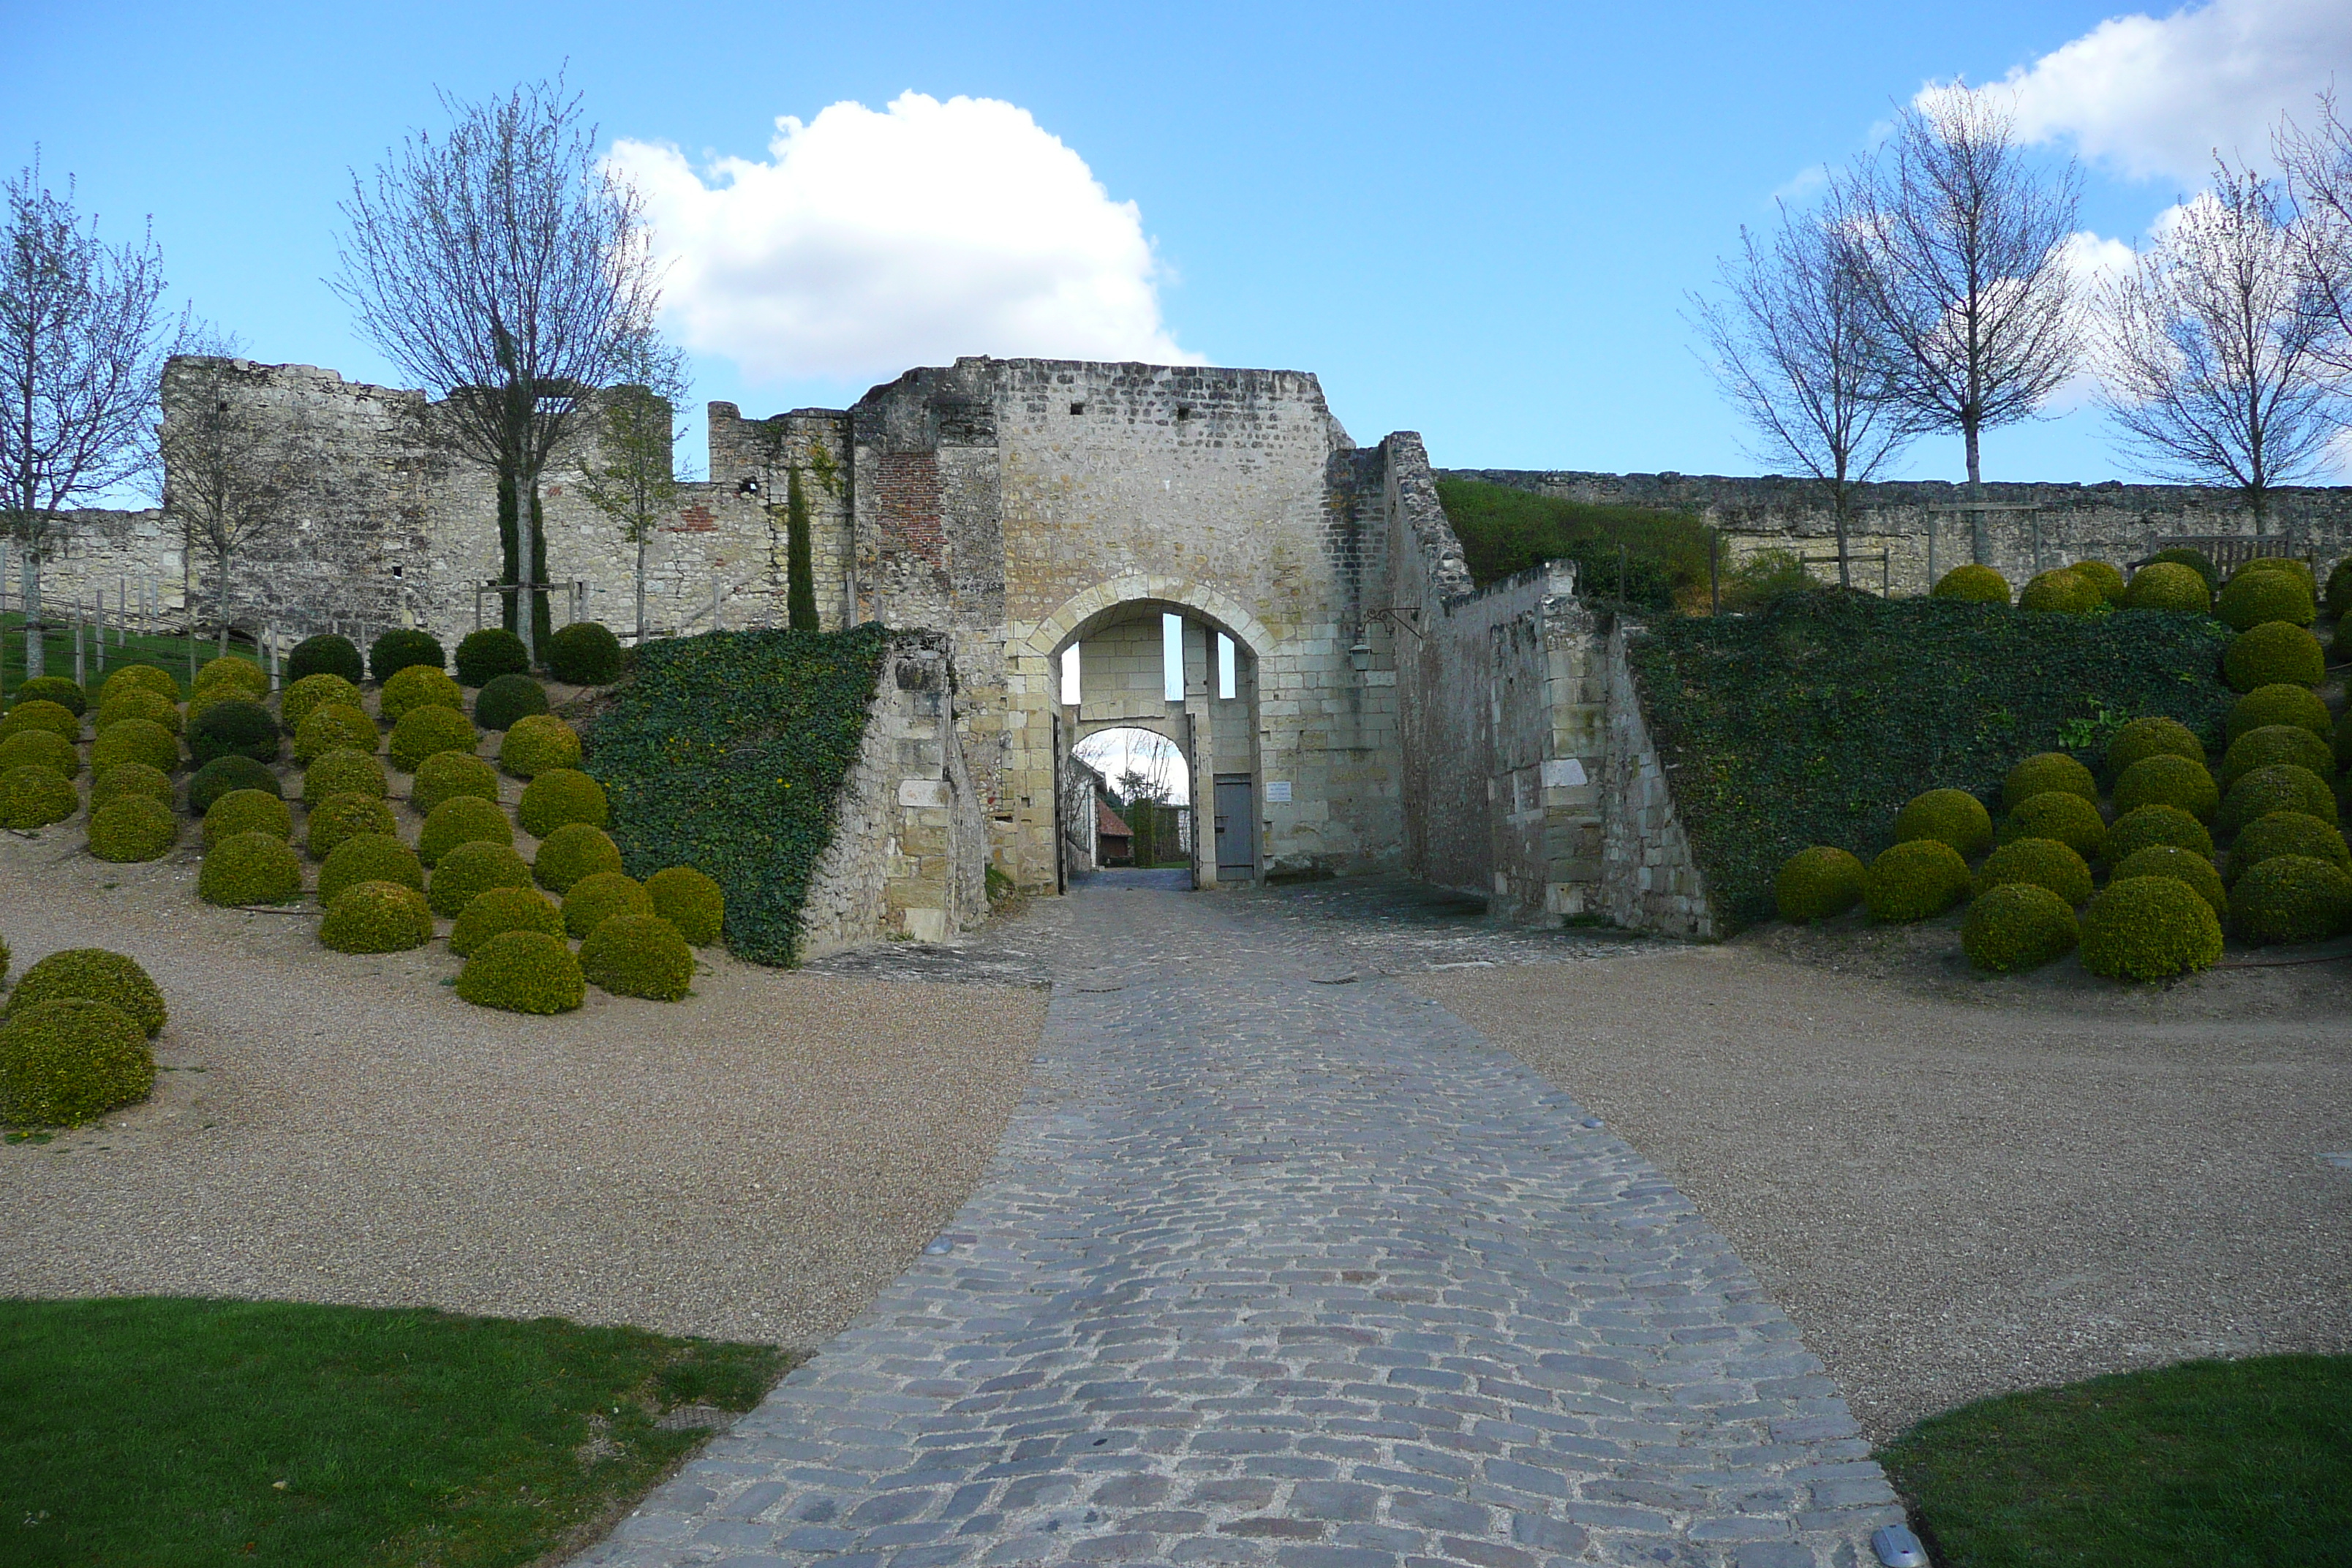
[1628,592,2234,930]
[1433,477,1708,608]
[586,626,888,966]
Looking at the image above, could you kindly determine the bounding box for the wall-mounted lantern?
[1349,641,1373,672]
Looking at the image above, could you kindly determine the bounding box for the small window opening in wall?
[1162,613,1185,703]
[1217,633,1235,701]
[391,565,404,579]
[1069,401,1085,415]
[1060,644,1080,706]
[1175,405,1192,420]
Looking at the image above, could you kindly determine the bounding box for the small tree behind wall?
[573,334,687,644]
[161,342,310,654]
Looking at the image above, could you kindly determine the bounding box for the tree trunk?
[498,467,521,636]
[216,545,233,657]
[1831,471,1852,590]
[1964,421,1987,565]
[20,548,39,681]
[635,533,648,646]
[528,488,551,649]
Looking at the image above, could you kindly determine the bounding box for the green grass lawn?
[1,610,232,697]
[1880,1354,2352,1567]
[0,1296,788,1567]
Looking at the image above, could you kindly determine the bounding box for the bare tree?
[1842,88,2085,559]
[0,158,172,678]
[573,331,687,644]
[160,336,312,653]
[332,77,660,664]
[1689,200,1921,589]
[2095,161,2340,538]
[2277,91,2352,385]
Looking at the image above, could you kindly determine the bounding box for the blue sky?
[11,0,2348,491]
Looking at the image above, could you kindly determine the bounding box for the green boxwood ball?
[2226,684,2331,745]
[368,627,445,684]
[199,831,304,907]
[6,947,167,1036]
[2217,764,2338,837]
[472,674,549,733]
[288,633,364,685]
[2113,754,2221,823]
[2002,753,2098,813]
[316,833,425,905]
[14,676,88,716]
[1863,840,1972,923]
[0,728,78,780]
[561,870,653,938]
[544,621,624,685]
[517,768,608,838]
[380,663,464,725]
[1893,789,1994,858]
[2237,555,2314,589]
[2080,875,2223,980]
[2226,810,2348,884]
[195,655,268,700]
[646,866,725,947]
[302,747,388,802]
[2069,559,2127,604]
[186,698,279,766]
[1999,791,2108,862]
[2111,845,2227,917]
[319,880,434,954]
[0,999,154,1126]
[580,913,695,1001]
[2122,561,2212,614]
[499,714,581,779]
[388,704,478,773]
[1961,883,2080,973]
[418,795,513,867]
[0,765,77,829]
[411,752,501,818]
[533,822,622,894]
[200,788,291,848]
[187,755,279,815]
[448,885,565,957]
[98,664,179,704]
[2215,568,2315,631]
[2221,724,2336,791]
[2106,804,2215,862]
[2105,716,2206,778]
[280,672,363,733]
[306,792,397,862]
[293,703,377,764]
[97,687,183,735]
[2328,557,2352,618]
[2020,568,2100,614]
[455,929,584,1014]
[426,840,533,917]
[86,797,178,863]
[1971,837,2092,907]
[454,628,531,687]
[89,761,173,811]
[2225,622,2325,691]
[2148,546,2220,590]
[0,699,81,742]
[2337,710,2352,772]
[2229,853,2352,945]
[1932,565,2010,603]
[88,718,178,777]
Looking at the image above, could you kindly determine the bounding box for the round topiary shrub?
[1961,883,2080,973]
[418,794,513,867]
[369,627,445,684]
[87,796,178,863]
[293,703,377,764]
[472,673,550,732]
[561,870,654,938]
[2228,853,2352,945]
[186,698,279,766]
[280,672,363,734]
[302,747,388,802]
[195,655,269,700]
[99,664,178,705]
[2216,566,2315,631]
[517,768,608,838]
[2217,764,2339,837]
[2020,568,2100,614]
[500,714,581,779]
[380,664,464,725]
[96,687,182,735]
[2336,709,2352,772]
[1971,837,2093,907]
[288,633,364,685]
[305,792,397,861]
[448,885,565,957]
[2113,754,2221,823]
[544,621,623,685]
[6,947,167,1036]
[2069,559,2127,604]
[2226,683,2332,744]
[1999,791,2108,862]
[454,628,531,687]
[199,831,304,907]
[1863,839,1971,923]
[2226,810,2348,883]
[2329,557,2352,618]
[2002,753,2098,813]
[0,765,77,829]
[580,913,694,1001]
[2148,546,2220,589]
[645,865,725,946]
[317,832,426,904]
[2106,804,2215,862]
[2225,622,2325,691]
[2236,555,2315,590]
[2111,845,2227,916]
[388,704,478,773]
[0,999,153,1126]
[89,761,173,811]
[1892,788,1994,857]
[0,698,80,743]
[0,728,78,780]
[1931,565,2010,603]
[2105,716,2206,780]
[533,822,622,894]
[2221,723,2336,791]
[2080,875,2223,980]
[411,751,501,818]
[88,718,178,777]
[15,676,88,716]
[2122,561,2212,614]
[200,788,292,848]
[426,840,533,917]
[319,880,434,954]
[187,754,278,815]
[454,929,585,1014]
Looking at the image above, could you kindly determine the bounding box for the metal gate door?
[1213,774,1256,882]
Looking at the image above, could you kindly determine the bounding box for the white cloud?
[1959,0,2352,184]
[2049,227,2146,410]
[609,93,1198,384]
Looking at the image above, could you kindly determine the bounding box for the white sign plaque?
[1264,780,1292,803]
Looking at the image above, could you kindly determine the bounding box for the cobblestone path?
[579,881,1902,1568]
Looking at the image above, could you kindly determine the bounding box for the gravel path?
[0,833,1047,1348]
[1413,946,2352,1442]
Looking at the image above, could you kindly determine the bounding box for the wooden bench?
[2129,535,2314,573]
